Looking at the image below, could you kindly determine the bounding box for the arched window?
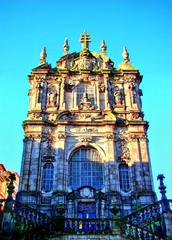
[69,147,103,190]
[77,83,94,105]
[119,164,130,192]
[42,163,54,192]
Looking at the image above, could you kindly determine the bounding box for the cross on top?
[80,32,91,50]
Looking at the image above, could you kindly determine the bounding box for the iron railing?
[63,218,112,234]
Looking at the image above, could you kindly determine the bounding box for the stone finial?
[80,32,91,50]
[118,47,137,70]
[63,38,69,55]
[40,47,47,65]
[157,174,170,212]
[157,174,167,200]
[122,47,130,63]
[100,40,107,54]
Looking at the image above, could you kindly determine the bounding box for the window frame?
[42,163,54,192]
[69,147,103,190]
[119,164,130,192]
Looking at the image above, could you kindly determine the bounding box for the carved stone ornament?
[106,134,114,140]
[35,76,46,81]
[139,134,147,141]
[58,112,74,121]
[117,130,130,161]
[118,129,128,141]
[77,113,91,120]
[25,133,41,141]
[131,112,144,120]
[98,81,105,92]
[64,80,75,91]
[78,136,92,143]
[71,55,93,71]
[119,144,130,160]
[48,113,57,121]
[47,129,56,145]
[28,112,43,120]
[130,133,147,142]
[42,147,55,162]
[79,92,94,110]
[70,127,98,133]
[123,74,136,82]
[117,113,125,119]
[58,133,66,139]
[129,134,139,142]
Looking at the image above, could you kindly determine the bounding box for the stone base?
[49,235,127,240]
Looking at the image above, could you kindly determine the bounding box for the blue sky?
[0,0,171,199]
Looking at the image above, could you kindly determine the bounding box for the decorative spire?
[157,174,170,212]
[63,38,69,55]
[40,47,47,65]
[118,46,137,70]
[4,173,16,214]
[100,40,107,54]
[157,174,167,200]
[122,47,130,63]
[80,32,91,50]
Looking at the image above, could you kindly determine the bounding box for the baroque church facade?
[17,32,156,219]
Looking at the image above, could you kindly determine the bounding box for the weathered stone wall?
[18,33,156,217]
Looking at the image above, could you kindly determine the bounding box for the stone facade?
[17,32,156,218]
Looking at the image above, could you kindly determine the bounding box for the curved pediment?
[57,49,114,72]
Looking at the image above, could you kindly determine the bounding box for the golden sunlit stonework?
[16,32,161,239]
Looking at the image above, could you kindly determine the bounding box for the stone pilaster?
[163,211,172,239]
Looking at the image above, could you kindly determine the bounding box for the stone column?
[104,75,110,110]
[55,131,66,191]
[68,200,74,218]
[163,211,172,239]
[71,89,74,109]
[29,139,41,192]
[124,82,132,111]
[100,200,105,218]
[73,87,77,109]
[96,81,100,109]
[19,137,33,191]
[106,132,115,191]
[59,79,65,110]
[136,137,146,188]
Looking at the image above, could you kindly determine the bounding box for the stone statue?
[114,87,122,105]
[120,139,130,159]
[37,82,43,103]
[98,82,105,92]
[47,91,57,107]
[64,80,75,91]
[131,83,137,104]
[79,92,94,110]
